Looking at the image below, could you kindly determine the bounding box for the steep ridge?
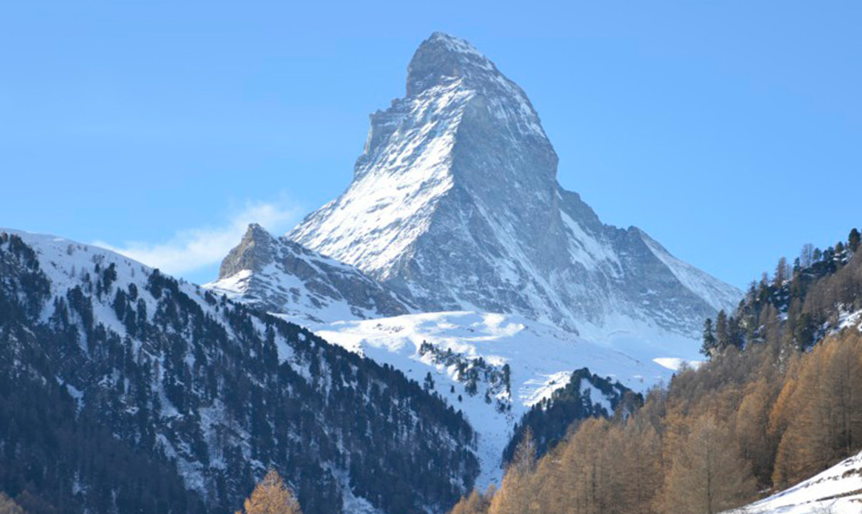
[289,32,740,340]
[215,33,741,486]
[0,229,477,514]
[208,223,412,325]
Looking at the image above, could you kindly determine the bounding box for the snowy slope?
[0,228,478,514]
[290,32,740,341]
[728,451,862,514]
[305,311,682,488]
[213,32,738,488]
[207,223,412,324]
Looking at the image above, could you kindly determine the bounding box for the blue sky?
[1,1,859,288]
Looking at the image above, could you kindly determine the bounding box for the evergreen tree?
[849,228,860,253]
[715,310,729,350]
[701,318,717,356]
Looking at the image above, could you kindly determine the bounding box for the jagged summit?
[210,224,411,323]
[406,32,498,96]
[287,33,740,341]
[218,223,275,279]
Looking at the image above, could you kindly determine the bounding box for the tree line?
[451,228,862,514]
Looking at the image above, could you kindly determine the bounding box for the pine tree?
[701,318,717,356]
[715,310,729,350]
[235,470,302,514]
[424,372,435,392]
[849,228,860,253]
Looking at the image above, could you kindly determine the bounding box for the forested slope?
[0,230,479,514]
[451,228,862,514]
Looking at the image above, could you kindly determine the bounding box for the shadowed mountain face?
[287,32,739,338]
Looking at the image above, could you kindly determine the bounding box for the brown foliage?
[0,494,26,514]
[235,470,302,514]
[455,328,862,514]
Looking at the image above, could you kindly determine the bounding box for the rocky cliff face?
[289,32,740,339]
[209,223,412,324]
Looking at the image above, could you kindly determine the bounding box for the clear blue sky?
[1,1,859,288]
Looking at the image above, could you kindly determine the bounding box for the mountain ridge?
[208,223,413,324]
[288,32,740,338]
[0,227,478,514]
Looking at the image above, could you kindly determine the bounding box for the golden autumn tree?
[0,493,26,514]
[772,331,862,486]
[661,415,756,514]
[236,470,302,514]
[450,487,493,514]
[616,417,663,514]
[735,378,780,486]
[488,429,537,514]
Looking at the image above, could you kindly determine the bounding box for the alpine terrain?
[211,32,742,487]
[287,32,740,340]
[0,230,478,514]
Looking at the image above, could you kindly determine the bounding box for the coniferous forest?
[0,233,478,514]
[451,228,862,514]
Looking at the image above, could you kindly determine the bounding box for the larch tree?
[450,489,492,514]
[617,418,662,514]
[488,429,537,514]
[235,470,302,514]
[662,416,755,514]
[0,494,25,514]
[735,378,779,487]
[773,332,862,485]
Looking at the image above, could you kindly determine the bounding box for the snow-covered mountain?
[313,311,679,487]
[0,229,478,514]
[289,32,741,340]
[207,223,412,324]
[210,225,689,487]
[211,33,741,486]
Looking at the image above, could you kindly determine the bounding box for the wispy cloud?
[96,199,302,278]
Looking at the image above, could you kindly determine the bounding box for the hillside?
[733,450,862,513]
[214,31,745,487]
[312,311,674,487]
[0,229,478,514]
[448,228,862,514]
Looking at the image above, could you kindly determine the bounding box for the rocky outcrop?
[210,224,412,324]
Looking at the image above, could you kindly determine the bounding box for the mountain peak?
[219,223,276,278]
[406,32,496,96]
[291,34,740,338]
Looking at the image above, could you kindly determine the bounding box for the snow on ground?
[837,308,862,332]
[307,310,679,488]
[728,451,862,514]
